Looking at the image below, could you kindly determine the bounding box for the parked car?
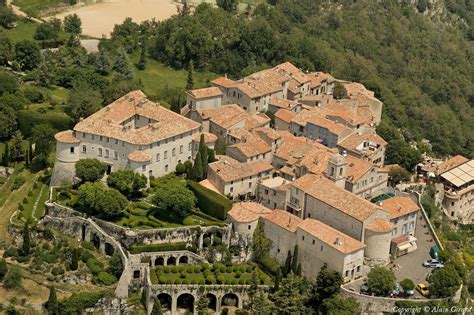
[360,283,371,295]
[391,283,401,297]
[416,283,429,296]
[422,259,444,268]
[405,288,415,296]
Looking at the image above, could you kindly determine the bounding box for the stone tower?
[327,153,346,188]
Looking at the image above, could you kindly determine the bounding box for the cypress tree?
[25,149,29,168]
[274,268,281,291]
[22,221,31,256]
[296,263,302,276]
[29,140,34,159]
[192,152,204,181]
[291,244,299,274]
[284,250,292,276]
[198,134,208,177]
[186,60,194,90]
[150,298,163,315]
[137,41,147,70]
[207,148,216,163]
[0,258,8,280]
[45,286,58,314]
[3,142,10,166]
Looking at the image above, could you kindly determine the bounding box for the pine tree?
[296,263,302,276]
[113,48,133,80]
[192,151,204,181]
[254,290,270,314]
[45,286,58,314]
[284,250,292,276]
[137,41,147,70]
[96,49,111,75]
[186,60,194,90]
[291,245,299,274]
[22,221,31,256]
[198,134,208,177]
[150,298,163,315]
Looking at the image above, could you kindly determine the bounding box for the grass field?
[0,20,38,42]
[12,0,71,17]
[19,174,49,223]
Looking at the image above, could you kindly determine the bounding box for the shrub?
[51,266,65,276]
[18,110,70,138]
[12,176,25,190]
[226,266,232,273]
[186,180,232,220]
[3,267,22,289]
[217,275,225,284]
[93,271,117,286]
[81,241,95,251]
[130,242,187,254]
[58,291,106,314]
[3,247,18,258]
[193,266,200,273]
[86,258,103,275]
[206,275,216,284]
[23,86,48,103]
[258,255,280,275]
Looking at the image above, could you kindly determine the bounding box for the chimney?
[335,237,342,246]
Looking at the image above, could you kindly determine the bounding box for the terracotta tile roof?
[253,127,281,141]
[198,179,221,194]
[298,219,366,254]
[326,109,365,126]
[327,99,375,126]
[295,146,336,175]
[197,105,269,130]
[302,175,387,222]
[187,87,223,99]
[262,209,302,233]
[211,76,236,87]
[435,155,469,176]
[275,109,297,123]
[193,132,217,143]
[291,107,329,127]
[338,131,387,154]
[366,219,392,233]
[227,135,271,158]
[269,97,300,111]
[307,71,335,88]
[74,90,200,145]
[307,116,352,136]
[345,155,375,183]
[55,130,80,144]
[228,202,272,223]
[260,176,290,189]
[128,151,151,162]
[291,173,320,191]
[274,62,310,85]
[382,196,420,219]
[209,158,273,183]
[246,113,271,129]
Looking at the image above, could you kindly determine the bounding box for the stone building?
[185,87,223,111]
[337,131,387,166]
[227,202,271,241]
[52,91,201,185]
[257,176,290,210]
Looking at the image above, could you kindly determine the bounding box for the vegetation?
[76,181,128,219]
[130,242,187,254]
[400,278,415,293]
[428,266,462,298]
[152,181,196,217]
[75,158,107,182]
[367,266,396,296]
[186,180,232,220]
[106,169,147,198]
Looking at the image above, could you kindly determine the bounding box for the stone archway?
[104,242,114,256]
[206,293,217,311]
[167,256,176,266]
[91,233,101,249]
[157,293,172,311]
[155,256,164,266]
[133,270,141,279]
[178,256,188,265]
[221,293,239,308]
[177,293,194,312]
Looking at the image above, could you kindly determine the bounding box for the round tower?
[50,130,80,186]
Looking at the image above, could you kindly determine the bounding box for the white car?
[422,259,444,268]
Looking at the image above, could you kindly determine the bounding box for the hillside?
[142,0,473,157]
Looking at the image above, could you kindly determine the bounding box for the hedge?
[186,181,232,220]
[18,110,71,137]
[130,242,187,254]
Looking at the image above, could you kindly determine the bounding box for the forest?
[133,0,472,158]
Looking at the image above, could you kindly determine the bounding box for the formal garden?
[150,262,272,286]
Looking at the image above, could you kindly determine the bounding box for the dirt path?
[6,0,43,23]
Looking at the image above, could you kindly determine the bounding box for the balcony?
[287,199,301,211]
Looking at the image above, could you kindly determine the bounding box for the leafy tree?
[175,162,186,175]
[0,71,18,95]
[9,130,23,162]
[150,298,163,315]
[246,270,259,312]
[113,48,133,79]
[272,272,310,314]
[367,266,396,296]
[0,34,12,64]
[388,167,411,186]
[333,82,347,99]
[0,104,16,139]
[31,124,57,157]
[35,61,56,88]
[137,41,147,70]
[3,267,22,289]
[152,182,196,217]
[15,40,41,70]
[428,266,461,298]
[64,14,82,35]
[107,253,123,279]
[216,0,238,13]
[252,220,270,262]
[106,169,147,198]
[385,140,422,171]
[196,295,209,315]
[44,286,59,314]
[417,0,428,13]
[34,22,60,41]
[75,158,107,182]
[186,60,194,90]
[322,295,359,315]
[95,49,111,75]
[309,263,343,313]
[0,5,15,28]
[254,290,271,314]
[77,182,128,219]
[66,84,102,123]
[0,258,8,280]
[22,221,31,256]
[400,278,415,293]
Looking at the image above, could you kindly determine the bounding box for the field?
[12,0,76,17]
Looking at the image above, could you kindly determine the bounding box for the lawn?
[12,0,71,17]
[0,20,38,42]
[151,262,272,285]
[18,173,50,223]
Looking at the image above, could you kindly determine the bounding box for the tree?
[107,253,123,279]
[198,134,208,177]
[0,5,15,29]
[177,0,191,16]
[216,0,238,13]
[0,71,18,95]
[3,267,22,289]
[150,298,163,315]
[274,268,281,291]
[34,22,60,41]
[191,151,204,181]
[113,48,133,79]
[283,250,292,276]
[64,14,82,35]
[0,34,12,65]
[208,149,216,163]
[175,162,186,175]
[246,270,259,312]
[35,61,56,88]
[95,49,111,75]
[137,40,147,70]
[291,245,298,274]
[75,158,107,182]
[385,140,422,171]
[77,182,128,219]
[31,124,56,157]
[428,266,461,298]
[106,169,147,198]
[333,82,347,99]
[1,141,9,166]
[69,248,81,271]
[152,183,196,217]
[399,278,415,293]
[66,84,102,123]
[388,167,411,186]
[9,130,23,162]
[367,266,396,296]
[44,286,59,314]
[254,290,271,314]
[22,221,31,256]
[252,220,270,262]
[272,272,310,314]
[322,295,359,315]
[311,263,343,313]
[196,295,209,315]
[186,60,194,90]
[0,104,16,140]
[0,258,8,280]
[14,40,41,70]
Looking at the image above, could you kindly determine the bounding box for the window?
[302,236,305,241]
[230,187,233,192]
[165,165,168,172]
[265,189,269,195]
[106,137,109,143]
[188,143,192,151]
[98,148,102,157]
[82,132,85,138]
[172,148,176,156]
[82,145,86,153]
[392,227,398,236]
[179,145,183,154]
[312,239,315,245]
[345,270,349,277]
[105,149,109,158]
[115,139,118,144]
[91,135,95,140]
[320,245,323,251]
[156,153,160,162]
[164,151,168,159]
[100,136,103,141]
[142,165,146,171]
[248,225,251,230]
[114,151,118,160]
[357,266,361,272]
[248,182,251,188]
